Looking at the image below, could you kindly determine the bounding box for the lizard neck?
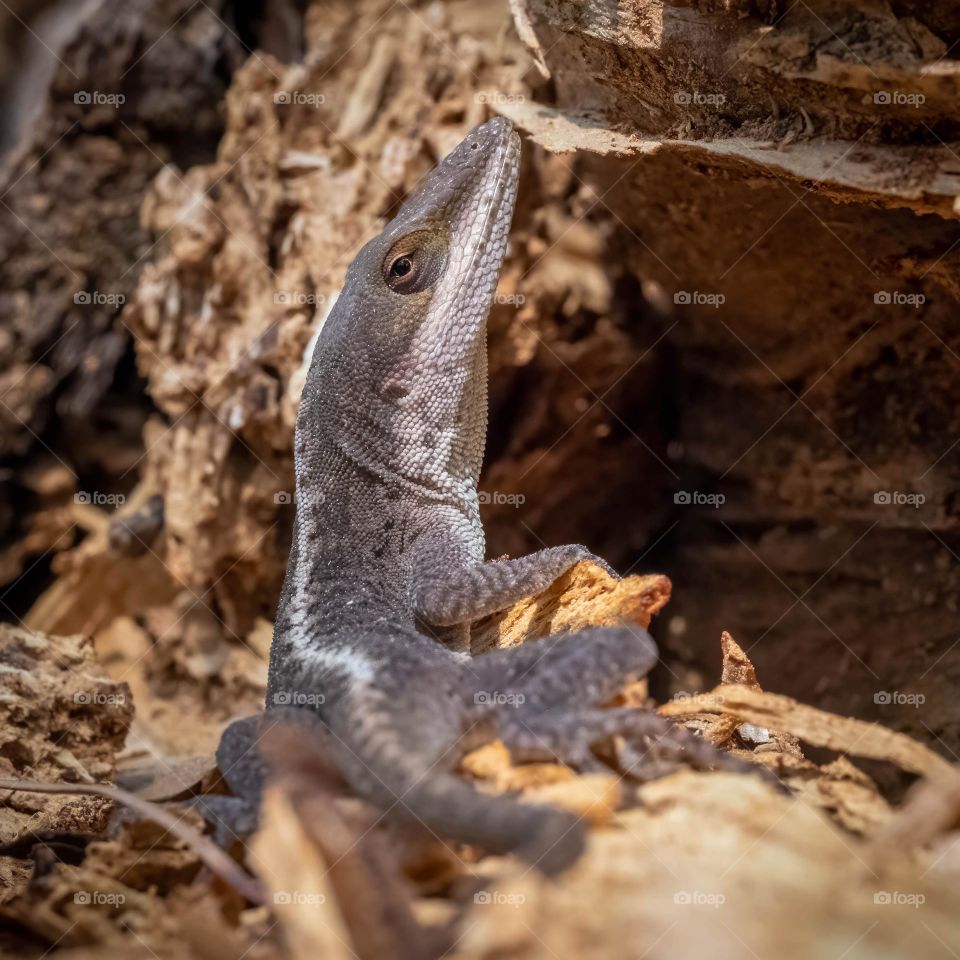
[294,327,489,506]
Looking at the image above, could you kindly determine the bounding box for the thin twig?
[0,777,264,904]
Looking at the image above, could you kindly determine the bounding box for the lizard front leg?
[414,543,617,627]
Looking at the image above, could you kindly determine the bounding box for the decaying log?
[506,0,960,759]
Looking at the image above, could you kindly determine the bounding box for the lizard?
[215,117,749,875]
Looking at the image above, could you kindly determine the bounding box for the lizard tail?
[336,739,586,875]
[398,774,586,875]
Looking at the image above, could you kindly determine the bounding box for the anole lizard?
[217,118,743,874]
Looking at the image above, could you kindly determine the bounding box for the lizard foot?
[201,708,332,847]
[498,705,758,781]
[188,794,260,847]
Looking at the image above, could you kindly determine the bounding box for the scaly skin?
[217,118,748,874]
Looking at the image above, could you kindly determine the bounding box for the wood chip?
[660,684,953,779]
[472,561,670,653]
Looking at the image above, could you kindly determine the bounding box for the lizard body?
[218,118,737,873]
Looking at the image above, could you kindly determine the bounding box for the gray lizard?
[216,117,744,874]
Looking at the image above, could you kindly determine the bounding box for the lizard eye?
[382,231,446,294]
[390,257,412,278]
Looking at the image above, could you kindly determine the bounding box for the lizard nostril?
[470,142,478,150]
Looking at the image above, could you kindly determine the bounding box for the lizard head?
[299,117,521,496]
